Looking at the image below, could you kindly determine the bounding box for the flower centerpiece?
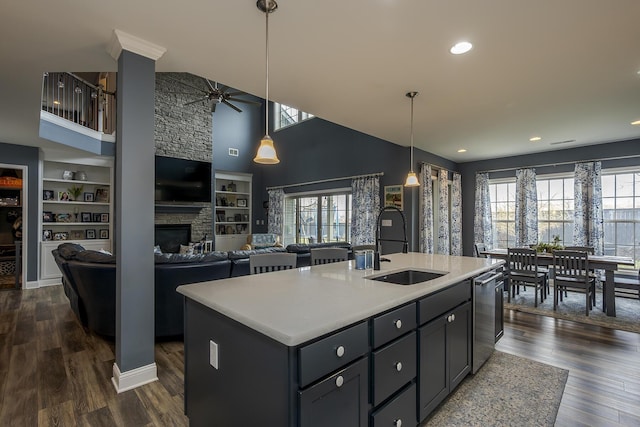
[532,235,563,253]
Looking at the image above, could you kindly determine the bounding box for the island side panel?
[184,298,297,427]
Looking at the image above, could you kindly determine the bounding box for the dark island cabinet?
[417,281,472,422]
[299,357,369,427]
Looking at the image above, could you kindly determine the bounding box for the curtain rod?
[266,172,384,191]
[477,154,640,174]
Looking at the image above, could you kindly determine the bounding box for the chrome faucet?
[374,206,409,270]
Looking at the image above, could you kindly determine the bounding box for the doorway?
[0,165,24,290]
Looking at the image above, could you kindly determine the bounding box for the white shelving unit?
[215,171,252,251]
[40,156,113,284]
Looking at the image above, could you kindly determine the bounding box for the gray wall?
[0,142,40,282]
[458,138,640,256]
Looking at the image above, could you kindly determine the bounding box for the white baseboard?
[112,362,158,393]
[24,279,47,289]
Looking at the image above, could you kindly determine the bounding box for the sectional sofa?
[53,241,353,339]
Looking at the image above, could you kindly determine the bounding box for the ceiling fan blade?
[184,98,206,106]
[222,99,243,113]
[165,76,208,94]
[228,98,261,106]
[211,102,217,113]
[204,79,216,92]
[226,91,245,97]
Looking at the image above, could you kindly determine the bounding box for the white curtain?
[350,175,380,245]
[267,188,285,236]
[473,172,493,249]
[515,168,538,247]
[437,169,450,254]
[574,161,604,255]
[419,163,434,253]
[450,172,462,255]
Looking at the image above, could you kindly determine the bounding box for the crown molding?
[108,29,166,61]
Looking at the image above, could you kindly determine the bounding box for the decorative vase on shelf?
[75,171,87,181]
[62,170,74,180]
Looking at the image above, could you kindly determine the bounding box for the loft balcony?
[39,72,116,156]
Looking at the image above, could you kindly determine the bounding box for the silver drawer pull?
[335,375,344,388]
[395,362,403,372]
[336,345,345,357]
[394,319,402,329]
[394,419,402,427]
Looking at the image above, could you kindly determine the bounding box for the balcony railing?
[41,72,116,135]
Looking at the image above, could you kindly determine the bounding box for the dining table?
[481,248,635,317]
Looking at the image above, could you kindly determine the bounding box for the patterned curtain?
[574,162,604,255]
[473,172,493,249]
[350,175,380,245]
[450,173,462,255]
[267,188,285,236]
[419,164,434,253]
[437,169,450,254]
[515,168,538,247]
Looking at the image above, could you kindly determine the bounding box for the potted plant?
[67,184,83,201]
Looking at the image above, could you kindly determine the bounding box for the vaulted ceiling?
[1,0,639,162]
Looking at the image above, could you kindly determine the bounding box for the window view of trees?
[489,170,640,267]
[282,193,351,246]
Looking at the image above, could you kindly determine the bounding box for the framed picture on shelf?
[70,230,85,240]
[42,229,53,241]
[43,190,54,201]
[53,232,69,241]
[216,213,225,222]
[42,211,54,222]
[95,188,109,203]
[86,229,96,239]
[99,229,109,239]
[92,213,101,222]
[242,214,250,222]
[100,213,109,223]
[81,212,92,222]
[226,216,234,222]
[237,199,247,207]
[58,191,70,201]
[234,213,242,222]
[55,213,72,223]
[83,192,94,202]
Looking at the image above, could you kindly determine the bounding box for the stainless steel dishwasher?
[472,270,502,373]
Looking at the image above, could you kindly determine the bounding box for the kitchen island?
[177,252,503,427]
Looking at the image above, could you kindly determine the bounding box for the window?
[536,176,574,246]
[274,103,314,130]
[489,180,516,248]
[602,171,640,267]
[283,191,351,246]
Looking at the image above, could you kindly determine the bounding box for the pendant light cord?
[410,95,414,172]
[265,8,270,137]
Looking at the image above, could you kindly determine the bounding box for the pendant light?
[404,91,420,187]
[253,0,280,164]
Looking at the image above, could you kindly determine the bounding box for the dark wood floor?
[1,285,639,426]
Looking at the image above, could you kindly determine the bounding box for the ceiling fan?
[168,77,261,113]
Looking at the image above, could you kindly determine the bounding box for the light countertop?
[177,252,503,346]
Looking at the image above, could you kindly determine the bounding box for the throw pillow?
[180,244,194,255]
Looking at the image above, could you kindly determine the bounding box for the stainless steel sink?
[367,269,448,285]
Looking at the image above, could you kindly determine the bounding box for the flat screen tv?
[155,156,212,203]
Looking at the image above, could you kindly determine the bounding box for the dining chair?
[613,268,640,299]
[249,252,297,275]
[310,247,349,266]
[474,243,487,258]
[507,248,548,307]
[552,250,596,316]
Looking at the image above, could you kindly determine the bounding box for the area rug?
[505,285,640,334]
[422,351,568,427]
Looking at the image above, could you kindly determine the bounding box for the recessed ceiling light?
[457,148,467,153]
[529,136,542,142]
[632,120,640,126]
[450,41,473,55]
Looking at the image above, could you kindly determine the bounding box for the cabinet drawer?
[371,382,416,427]
[418,280,470,325]
[372,303,417,348]
[299,321,369,388]
[299,357,369,427]
[372,331,416,406]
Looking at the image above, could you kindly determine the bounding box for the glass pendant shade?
[253,135,280,164]
[404,171,420,187]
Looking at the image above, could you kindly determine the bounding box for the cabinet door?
[448,301,471,390]
[418,316,448,421]
[299,357,368,427]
